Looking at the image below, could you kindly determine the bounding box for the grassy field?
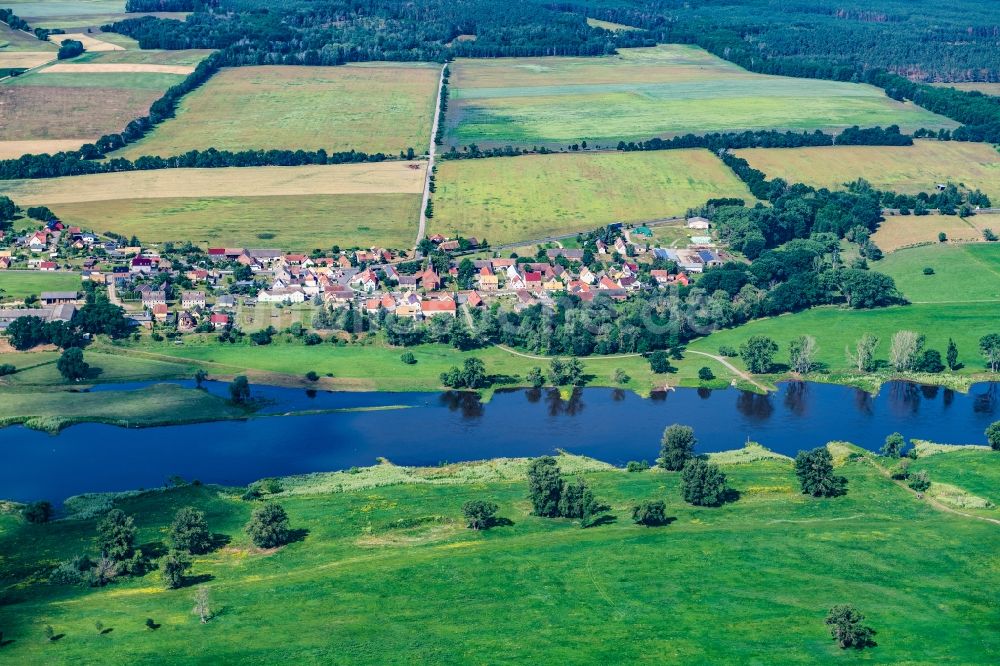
[0,445,996,663]
[74,49,212,66]
[0,21,56,51]
[114,64,440,159]
[0,270,80,301]
[3,0,126,19]
[2,162,425,250]
[871,213,990,252]
[431,150,753,244]
[0,349,197,387]
[877,243,1000,303]
[585,17,640,31]
[442,45,955,148]
[688,302,1000,378]
[910,447,1000,507]
[736,141,1000,202]
[932,82,1000,96]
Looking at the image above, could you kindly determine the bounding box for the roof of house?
[40,291,78,300]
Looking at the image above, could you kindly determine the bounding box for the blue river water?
[1,380,997,502]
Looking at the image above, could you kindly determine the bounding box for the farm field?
[688,301,1000,376]
[871,213,989,252]
[932,82,1000,96]
[0,21,55,52]
[2,162,426,250]
[0,64,190,152]
[0,447,997,663]
[47,31,125,51]
[0,349,196,387]
[73,48,212,66]
[442,45,956,148]
[114,64,441,159]
[585,17,639,31]
[735,141,1000,202]
[431,150,753,244]
[3,0,125,19]
[877,243,1000,303]
[0,270,80,301]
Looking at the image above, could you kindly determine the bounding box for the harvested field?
[431,150,753,244]
[39,62,195,74]
[1,161,426,204]
[444,45,956,148]
[735,141,1000,202]
[0,52,54,68]
[114,64,441,158]
[48,32,123,51]
[0,139,89,158]
[22,12,187,29]
[932,82,1000,96]
[80,48,212,66]
[52,194,421,251]
[872,213,990,253]
[0,21,55,52]
[0,84,163,141]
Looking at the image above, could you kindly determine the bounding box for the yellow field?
[1,161,427,204]
[0,52,54,68]
[932,82,1000,96]
[114,64,440,158]
[0,139,89,158]
[48,32,124,51]
[736,140,1000,201]
[872,213,991,252]
[39,62,194,74]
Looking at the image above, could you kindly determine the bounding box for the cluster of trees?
[6,296,132,351]
[527,456,609,527]
[56,39,84,60]
[0,8,34,33]
[617,125,912,154]
[125,0,203,10]
[657,425,731,506]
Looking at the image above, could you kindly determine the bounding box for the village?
[0,215,725,336]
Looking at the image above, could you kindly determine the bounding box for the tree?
[97,509,136,562]
[169,507,212,554]
[825,605,875,649]
[788,335,818,374]
[57,347,89,381]
[526,366,544,388]
[847,333,880,372]
[57,38,85,59]
[23,500,54,524]
[613,368,630,385]
[647,350,673,374]
[229,375,251,403]
[837,269,901,308]
[161,550,191,590]
[680,459,729,506]
[659,424,696,471]
[698,366,715,381]
[986,421,1000,451]
[245,502,290,548]
[460,357,487,388]
[558,478,607,526]
[194,369,208,387]
[979,333,1000,372]
[548,357,585,386]
[400,351,416,365]
[794,448,847,497]
[889,330,923,371]
[881,432,905,458]
[193,586,212,624]
[527,456,563,517]
[908,470,931,492]
[462,499,499,530]
[632,500,668,526]
[740,336,778,374]
[946,338,960,370]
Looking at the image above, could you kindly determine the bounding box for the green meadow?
[7,70,187,90]
[443,45,956,147]
[0,271,80,301]
[432,150,754,244]
[877,243,1000,303]
[0,446,996,664]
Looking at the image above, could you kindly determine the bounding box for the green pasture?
[3,1,125,19]
[432,150,753,244]
[0,446,997,663]
[877,243,1000,303]
[51,193,422,252]
[443,45,956,147]
[8,69,187,90]
[0,21,56,51]
[0,270,80,301]
[77,48,213,66]
[0,350,196,387]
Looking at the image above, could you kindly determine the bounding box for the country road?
[416,64,446,249]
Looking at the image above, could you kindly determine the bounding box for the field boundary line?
[417,63,446,249]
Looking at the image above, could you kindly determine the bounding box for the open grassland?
[878,243,1000,303]
[932,82,1000,96]
[910,447,1000,508]
[0,349,196,387]
[40,62,195,74]
[3,162,426,250]
[443,45,955,148]
[736,141,1000,202]
[0,21,56,51]
[47,31,123,51]
[115,64,440,159]
[5,0,125,19]
[0,138,89,157]
[432,150,753,244]
[0,448,997,663]
[585,17,640,31]
[0,68,187,145]
[0,51,54,68]
[689,302,1000,377]
[872,213,990,252]
[56,194,422,251]
[0,270,80,301]
[76,48,212,66]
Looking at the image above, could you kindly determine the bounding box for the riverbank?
[0,443,995,664]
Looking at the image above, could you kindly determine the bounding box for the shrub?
[51,555,93,585]
[908,470,931,492]
[890,458,911,480]
[161,550,191,589]
[922,267,934,275]
[613,368,630,384]
[631,500,668,526]
[880,432,905,458]
[718,345,738,357]
[984,228,998,242]
[305,371,319,382]
[794,447,847,497]
[245,502,291,548]
[680,459,729,507]
[647,350,674,374]
[938,232,947,242]
[0,363,15,376]
[697,366,715,381]
[303,333,322,345]
[625,460,650,473]
[461,499,499,530]
[825,604,875,649]
[23,500,54,524]
[400,352,416,365]
[986,421,1000,451]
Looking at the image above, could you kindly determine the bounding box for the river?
[2,380,997,502]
